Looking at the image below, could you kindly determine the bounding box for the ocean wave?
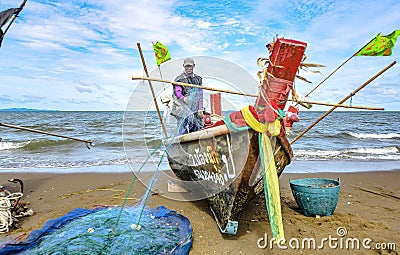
[95,141,123,148]
[0,141,29,150]
[0,157,129,169]
[22,139,75,150]
[348,132,400,139]
[294,149,342,159]
[145,139,163,148]
[0,155,169,170]
[294,146,399,161]
[344,146,399,154]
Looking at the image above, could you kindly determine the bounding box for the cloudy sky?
[1,0,399,111]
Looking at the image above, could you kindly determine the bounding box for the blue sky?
[1,0,399,111]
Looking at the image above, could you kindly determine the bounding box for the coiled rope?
[0,192,23,233]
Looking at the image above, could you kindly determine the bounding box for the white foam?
[294,149,341,158]
[345,146,398,154]
[348,132,400,139]
[285,160,400,173]
[294,146,400,160]
[0,141,29,150]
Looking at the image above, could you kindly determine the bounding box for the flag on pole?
[356,30,400,56]
[0,0,27,47]
[153,41,171,66]
[0,8,20,47]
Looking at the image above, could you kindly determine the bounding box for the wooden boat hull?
[165,123,292,234]
[166,38,305,234]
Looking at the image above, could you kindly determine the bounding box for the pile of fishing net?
[0,206,192,255]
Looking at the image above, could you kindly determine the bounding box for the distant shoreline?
[0,108,60,112]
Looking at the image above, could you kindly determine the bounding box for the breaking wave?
[294,146,400,161]
[348,132,400,139]
[0,141,30,150]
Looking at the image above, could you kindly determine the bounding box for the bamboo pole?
[136,42,167,137]
[0,122,93,147]
[303,55,354,98]
[290,61,396,144]
[302,34,379,98]
[285,98,384,110]
[132,76,259,97]
[133,76,384,110]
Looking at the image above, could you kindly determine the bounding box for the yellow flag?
[153,41,171,66]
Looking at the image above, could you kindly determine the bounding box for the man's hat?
[183,57,195,66]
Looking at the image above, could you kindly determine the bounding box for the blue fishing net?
[0,206,192,255]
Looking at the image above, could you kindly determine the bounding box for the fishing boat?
[133,36,393,235]
[163,38,307,234]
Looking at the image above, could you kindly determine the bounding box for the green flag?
[153,41,171,66]
[0,8,21,47]
[356,30,400,56]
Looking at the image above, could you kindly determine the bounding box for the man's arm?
[174,85,184,100]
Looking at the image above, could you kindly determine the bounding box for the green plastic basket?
[290,178,340,216]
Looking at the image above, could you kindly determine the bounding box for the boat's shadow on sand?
[186,191,302,240]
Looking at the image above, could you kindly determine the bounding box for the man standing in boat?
[171,57,204,135]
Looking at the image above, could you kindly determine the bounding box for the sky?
[1,0,399,111]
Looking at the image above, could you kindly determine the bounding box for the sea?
[0,110,399,174]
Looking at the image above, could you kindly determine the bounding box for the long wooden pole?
[0,122,93,147]
[133,76,383,110]
[290,61,396,144]
[136,42,167,137]
[285,98,384,110]
[133,76,261,97]
[303,34,379,98]
[303,55,355,98]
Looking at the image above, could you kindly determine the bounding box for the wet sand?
[0,170,399,254]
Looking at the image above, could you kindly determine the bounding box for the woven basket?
[290,178,340,216]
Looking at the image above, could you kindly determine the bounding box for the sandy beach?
[0,170,399,254]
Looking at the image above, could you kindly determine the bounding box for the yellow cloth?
[240,105,267,132]
[241,105,285,242]
[260,133,285,242]
[240,105,281,135]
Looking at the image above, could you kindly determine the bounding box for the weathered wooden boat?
[164,38,307,234]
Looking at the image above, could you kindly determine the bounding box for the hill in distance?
[0,108,59,112]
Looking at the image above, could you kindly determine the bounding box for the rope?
[0,192,23,233]
[349,92,355,106]
[257,79,285,118]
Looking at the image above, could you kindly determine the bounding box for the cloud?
[0,95,17,103]
[75,86,93,93]
[0,0,399,111]
[0,94,45,104]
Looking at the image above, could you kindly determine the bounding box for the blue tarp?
[0,206,192,255]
